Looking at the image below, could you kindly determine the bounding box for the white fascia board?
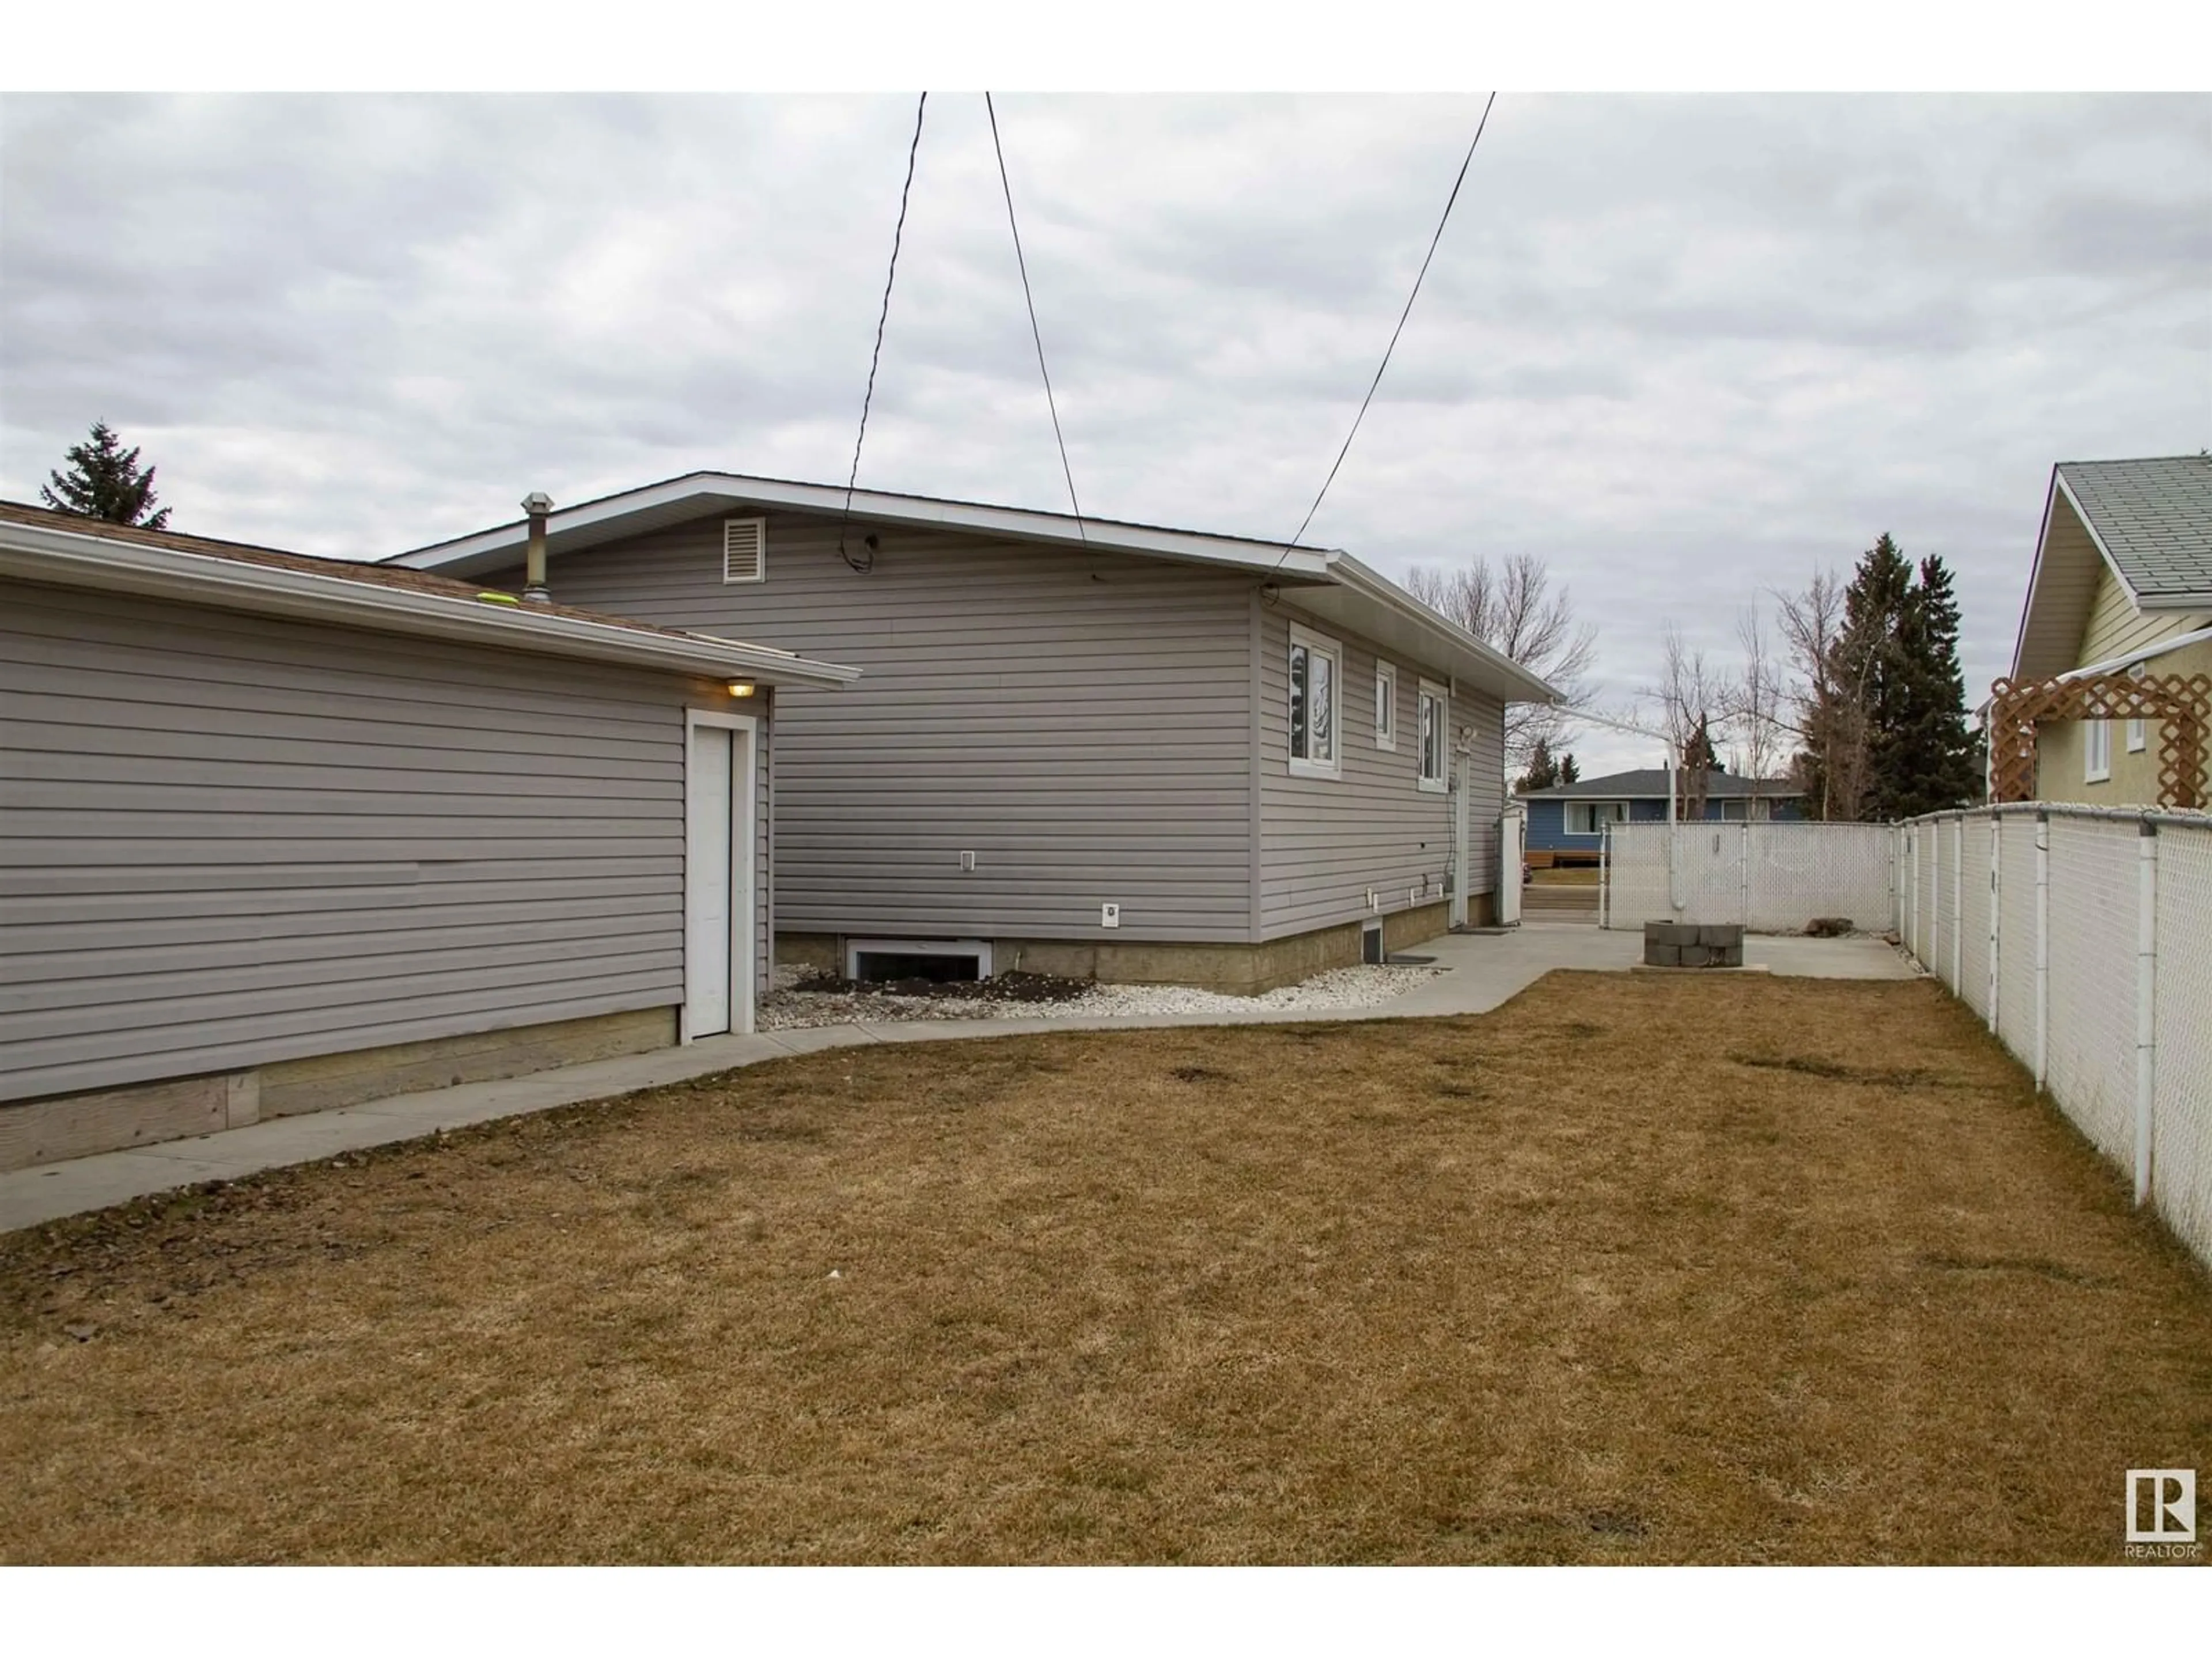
[392,472,1338,580]
[2013,475,2211,680]
[1291,553,1560,705]
[2048,475,2209,608]
[2007,471,2069,681]
[0,520,861,690]
[2054,471,2142,606]
[2055,623,2212,684]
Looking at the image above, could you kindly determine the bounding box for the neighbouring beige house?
[2006,455,2212,806]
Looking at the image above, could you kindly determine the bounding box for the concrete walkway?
[0,926,1919,1233]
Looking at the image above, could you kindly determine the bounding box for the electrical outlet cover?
[1100,903,1121,929]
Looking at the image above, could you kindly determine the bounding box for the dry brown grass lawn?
[3,972,2209,1565]
[1527,866,1600,885]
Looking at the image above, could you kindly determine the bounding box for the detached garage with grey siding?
[0,503,855,1171]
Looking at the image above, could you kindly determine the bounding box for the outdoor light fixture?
[728,681,757,698]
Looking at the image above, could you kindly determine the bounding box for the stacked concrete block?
[1642,921,1745,968]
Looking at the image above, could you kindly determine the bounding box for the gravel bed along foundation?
[759,963,1445,1029]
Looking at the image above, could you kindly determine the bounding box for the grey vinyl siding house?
[0,503,854,1171]
[393,475,1556,990]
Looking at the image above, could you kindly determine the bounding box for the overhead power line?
[1271,92,1499,571]
[838,91,929,573]
[984,91,1087,546]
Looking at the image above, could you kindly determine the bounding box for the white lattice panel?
[2043,815,2141,1167]
[1957,815,1992,1021]
[2153,824,2212,1266]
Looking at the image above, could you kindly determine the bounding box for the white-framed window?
[722,517,767,584]
[1715,798,1775,822]
[1565,800,1631,836]
[2126,661,2147,752]
[1374,660,1399,751]
[2085,718,2111,783]
[1416,679,1449,793]
[1287,623,1342,778]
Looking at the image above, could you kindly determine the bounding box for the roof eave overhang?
[391,472,1338,582]
[0,520,861,690]
[2012,469,2181,681]
[2009,471,2073,681]
[1282,553,1562,704]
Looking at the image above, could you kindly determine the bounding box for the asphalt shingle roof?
[1519,767,1801,800]
[2056,455,2212,602]
[0,499,769,652]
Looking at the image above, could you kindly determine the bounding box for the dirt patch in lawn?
[3,974,2209,1565]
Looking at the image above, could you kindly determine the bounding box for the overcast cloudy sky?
[3,92,2206,771]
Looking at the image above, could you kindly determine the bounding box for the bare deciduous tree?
[1650,623,1729,819]
[1774,568,1877,821]
[1405,552,1596,775]
[1724,607,1789,809]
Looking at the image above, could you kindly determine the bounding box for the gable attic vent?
[722,517,767,584]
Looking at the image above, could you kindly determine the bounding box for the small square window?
[1374,661,1398,751]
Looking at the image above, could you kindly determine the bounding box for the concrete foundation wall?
[778,897,1478,996]
[0,1005,676,1173]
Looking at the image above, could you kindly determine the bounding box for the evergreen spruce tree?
[1514,737,1560,794]
[1558,752,1580,785]
[40,421,171,529]
[1823,534,1979,819]
[1832,534,1915,819]
[1889,555,1980,815]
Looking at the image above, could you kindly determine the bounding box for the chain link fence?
[1900,804,2212,1269]
[1601,804,2212,1266]
[1957,816,1991,1024]
[1601,821,1897,935]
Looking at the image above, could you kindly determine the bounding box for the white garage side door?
[684,712,755,1039]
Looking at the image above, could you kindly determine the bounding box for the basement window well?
[844,938,994,984]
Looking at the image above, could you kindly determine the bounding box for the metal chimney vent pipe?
[521,491,554,605]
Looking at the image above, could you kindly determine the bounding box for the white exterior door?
[684,714,754,1039]
[1498,805,1525,925]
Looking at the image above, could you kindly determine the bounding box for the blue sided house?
[1518,767,1806,863]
